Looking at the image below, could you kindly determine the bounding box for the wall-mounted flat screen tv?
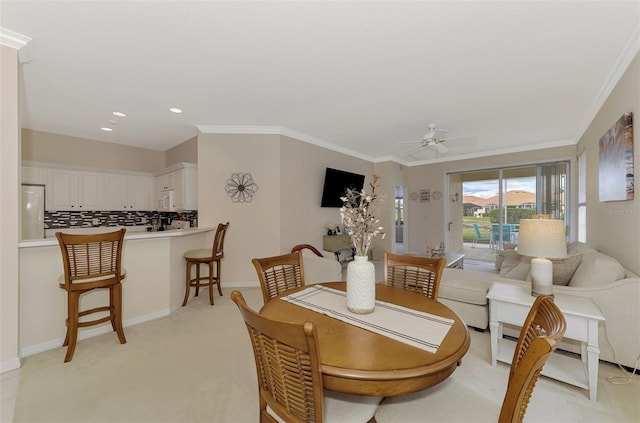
[320,167,365,207]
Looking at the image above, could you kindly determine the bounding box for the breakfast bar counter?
[18,226,215,357]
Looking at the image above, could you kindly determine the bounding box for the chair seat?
[57,269,127,286]
[267,389,382,423]
[375,377,499,422]
[184,249,214,260]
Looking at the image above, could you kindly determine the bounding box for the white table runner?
[282,285,454,353]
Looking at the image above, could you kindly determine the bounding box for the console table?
[323,234,354,263]
[487,283,604,400]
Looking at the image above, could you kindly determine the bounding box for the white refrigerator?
[21,184,45,240]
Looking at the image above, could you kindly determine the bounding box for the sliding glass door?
[448,161,568,258]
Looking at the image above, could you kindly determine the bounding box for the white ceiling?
[2,1,639,165]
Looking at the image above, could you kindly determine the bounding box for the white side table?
[487,283,604,401]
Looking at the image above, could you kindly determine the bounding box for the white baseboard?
[0,357,21,374]
[20,308,171,358]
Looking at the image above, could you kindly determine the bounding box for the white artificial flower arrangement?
[340,174,385,257]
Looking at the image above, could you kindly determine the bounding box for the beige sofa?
[299,248,343,284]
[439,242,640,369]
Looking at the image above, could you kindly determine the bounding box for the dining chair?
[230,290,382,423]
[55,228,127,362]
[182,222,229,306]
[252,251,305,304]
[384,251,447,300]
[374,294,567,423]
[472,223,492,248]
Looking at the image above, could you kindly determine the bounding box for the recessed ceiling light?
[169,107,182,114]
[113,111,126,117]
[101,127,113,132]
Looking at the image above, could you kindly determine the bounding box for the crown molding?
[574,23,640,143]
[196,125,378,163]
[404,138,577,167]
[0,27,32,63]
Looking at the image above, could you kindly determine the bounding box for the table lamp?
[517,218,567,297]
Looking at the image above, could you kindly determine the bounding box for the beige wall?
[22,129,166,172]
[405,146,576,254]
[577,53,639,275]
[1,45,21,372]
[373,161,407,254]
[197,133,282,284]
[279,135,374,253]
[165,136,197,166]
[197,132,379,284]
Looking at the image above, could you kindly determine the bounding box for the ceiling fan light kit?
[400,122,472,159]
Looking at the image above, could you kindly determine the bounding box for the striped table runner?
[282,285,453,353]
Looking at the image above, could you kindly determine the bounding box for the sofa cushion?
[501,252,583,285]
[439,269,494,305]
[500,256,530,280]
[569,252,626,287]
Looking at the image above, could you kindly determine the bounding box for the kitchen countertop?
[19,226,215,248]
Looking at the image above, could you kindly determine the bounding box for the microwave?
[158,189,176,211]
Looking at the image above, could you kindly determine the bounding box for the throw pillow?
[569,252,626,287]
[505,253,582,285]
[500,256,531,281]
[499,250,522,273]
[550,253,583,286]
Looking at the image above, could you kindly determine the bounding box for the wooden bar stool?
[55,228,127,362]
[182,222,229,306]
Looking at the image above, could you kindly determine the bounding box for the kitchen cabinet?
[154,163,197,211]
[104,174,153,210]
[46,169,103,211]
[21,166,47,184]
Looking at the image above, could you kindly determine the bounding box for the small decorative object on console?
[340,175,385,314]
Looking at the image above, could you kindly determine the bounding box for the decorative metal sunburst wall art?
[225,173,259,203]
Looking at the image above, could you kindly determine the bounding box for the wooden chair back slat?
[231,291,323,423]
[499,295,567,423]
[252,251,305,304]
[384,252,446,300]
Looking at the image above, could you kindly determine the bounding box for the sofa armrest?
[300,250,343,284]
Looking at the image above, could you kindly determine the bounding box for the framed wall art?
[599,112,634,202]
[419,189,431,203]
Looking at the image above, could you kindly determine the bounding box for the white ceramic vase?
[346,255,376,314]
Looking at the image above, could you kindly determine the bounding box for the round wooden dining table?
[259,282,471,397]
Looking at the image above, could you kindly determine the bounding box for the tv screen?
[320,168,365,208]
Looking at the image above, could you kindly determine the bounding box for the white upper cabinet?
[25,163,193,212]
[154,163,197,211]
[105,174,153,210]
[21,166,47,185]
[46,169,103,211]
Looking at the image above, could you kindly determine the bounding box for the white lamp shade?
[517,219,567,259]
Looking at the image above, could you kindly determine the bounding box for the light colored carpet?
[11,287,640,423]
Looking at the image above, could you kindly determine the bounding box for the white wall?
[0,45,21,372]
[577,53,639,275]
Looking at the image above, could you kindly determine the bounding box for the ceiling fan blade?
[441,135,475,142]
[403,145,427,157]
[435,143,449,154]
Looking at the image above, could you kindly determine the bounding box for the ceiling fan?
[398,123,473,158]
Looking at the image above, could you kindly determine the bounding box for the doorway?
[394,185,406,253]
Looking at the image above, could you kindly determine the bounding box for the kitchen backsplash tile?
[45,210,198,229]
